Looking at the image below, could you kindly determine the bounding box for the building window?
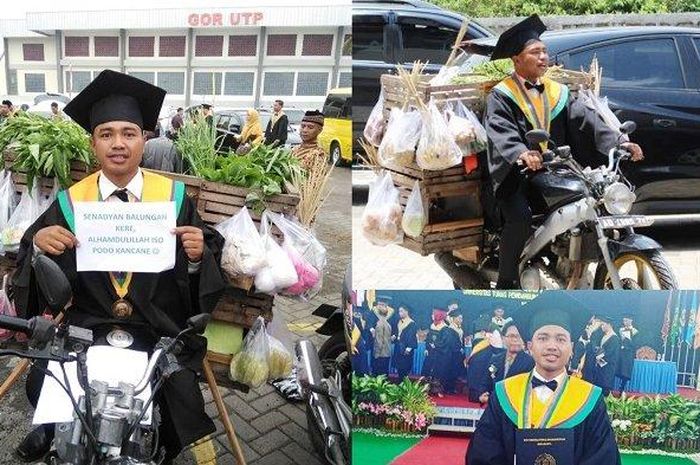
[302,34,333,56]
[193,72,223,95]
[65,36,89,57]
[338,71,351,88]
[159,36,186,57]
[128,72,155,85]
[267,34,296,56]
[158,72,185,94]
[66,71,92,93]
[264,72,294,96]
[224,72,254,95]
[24,73,45,93]
[228,35,257,57]
[7,70,17,95]
[94,37,118,57]
[23,44,44,62]
[195,35,223,57]
[129,36,155,57]
[342,34,352,56]
[296,72,329,96]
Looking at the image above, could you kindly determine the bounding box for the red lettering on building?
[189,12,264,27]
[188,13,199,27]
[213,13,223,26]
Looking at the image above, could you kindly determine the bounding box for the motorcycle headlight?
[603,182,636,215]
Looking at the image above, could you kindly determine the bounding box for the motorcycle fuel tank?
[528,170,590,214]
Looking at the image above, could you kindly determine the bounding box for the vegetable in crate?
[378,108,421,167]
[361,171,404,246]
[0,112,95,189]
[229,316,270,388]
[416,100,463,171]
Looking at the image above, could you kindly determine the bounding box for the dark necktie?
[114,189,129,202]
[525,81,545,93]
[531,377,558,391]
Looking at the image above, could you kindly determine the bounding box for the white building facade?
[0,5,351,111]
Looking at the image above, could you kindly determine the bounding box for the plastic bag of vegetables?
[215,206,267,278]
[416,99,463,171]
[378,108,421,167]
[253,233,298,294]
[2,184,45,254]
[267,335,294,380]
[0,172,18,249]
[361,171,403,246]
[363,89,386,147]
[229,316,270,388]
[264,211,326,301]
[402,180,426,238]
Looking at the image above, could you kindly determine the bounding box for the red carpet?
[431,394,483,409]
[391,436,470,465]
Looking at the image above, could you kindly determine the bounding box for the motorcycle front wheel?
[593,250,678,290]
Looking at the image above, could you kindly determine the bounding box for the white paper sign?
[74,201,176,272]
[33,345,152,425]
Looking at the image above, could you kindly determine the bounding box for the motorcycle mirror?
[31,254,72,313]
[619,121,636,135]
[186,314,211,335]
[525,129,550,147]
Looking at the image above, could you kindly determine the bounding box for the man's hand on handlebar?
[34,226,78,256]
[621,142,644,162]
[518,150,544,171]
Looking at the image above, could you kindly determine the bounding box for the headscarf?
[240,108,264,145]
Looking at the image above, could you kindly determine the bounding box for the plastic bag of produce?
[363,89,386,147]
[265,211,326,300]
[2,184,44,254]
[401,180,426,238]
[267,335,294,380]
[0,172,18,245]
[253,233,298,294]
[229,316,270,388]
[416,100,463,171]
[215,206,267,278]
[378,108,422,167]
[361,171,403,246]
[455,101,487,153]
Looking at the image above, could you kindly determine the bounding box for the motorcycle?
[0,254,210,464]
[295,267,352,465]
[436,121,678,290]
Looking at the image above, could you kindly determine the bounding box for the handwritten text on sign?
[74,202,176,273]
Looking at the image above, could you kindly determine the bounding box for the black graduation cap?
[596,315,614,325]
[448,308,463,319]
[490,14,547,61]
[201,103,212,110]
[513,292,591,342]
[64,69,166,133]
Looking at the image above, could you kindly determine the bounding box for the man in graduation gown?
[591,316,620,396]
[477,14,643,289]
[468,315,505,402]
[444,309,467,394]
[571,315,601,379]
[422,308,451,396]
[478,322,534,404]
[465,304,621,465]
[616,314,639,393]
[392,305,417,379]
[12,70,227,464]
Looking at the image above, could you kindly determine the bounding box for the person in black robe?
[444,309,467,394]
[466,299,621,465]
[478,322,534,403]
[468,339,504,403]
[392,306,418,379]
[591,316,620,396]
[616,314,638,393]
[11,70,227,464]
[469,14,644,289]
[571,315,601,379]
[422,308,451,396]
[351,311,371,376]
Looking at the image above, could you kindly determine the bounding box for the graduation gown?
[593,333,621,391]
[392,318,417,378]
[444,324,466,389]
[13,170,227,453]
[466,372,621,465]
[468,345,505,402]
[351,317,371,376]
[480,351,535,396]
[616,327,638,381]
[422,323,451,383]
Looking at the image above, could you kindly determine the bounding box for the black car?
[466,26,700,218]
[213,110,244,153]
[352,0,493,151]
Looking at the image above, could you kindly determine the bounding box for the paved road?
[0,166,351,465]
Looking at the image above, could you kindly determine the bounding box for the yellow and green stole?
[494,371,602,429]
[56,170,186,301]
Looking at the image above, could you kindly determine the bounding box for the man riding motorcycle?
[476,15,643,289]
[12,70,227,464]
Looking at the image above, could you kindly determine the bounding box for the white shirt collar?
[532,367,567,384]
[98,168,143,201]
[515,72,541,86]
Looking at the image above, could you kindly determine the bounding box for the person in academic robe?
[468,330,505,403]
[489,307,513,333]
[571,315,601,380]
[616,314,639,393]
[465,14,644,289]
[591,316,620,396]
[351,308,372,376]
[264,99,289,146]
[444,309,467,394]
[11,70,227,464]
[391,306,418,379]
[372,303,393,375]
[422,308,451,396]
[478,322,534,404]
[465,303,621,465]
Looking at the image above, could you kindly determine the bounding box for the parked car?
[352,0,494,153]
[464,26,700,219]
[319,87,352,165]
[213,110,245,153]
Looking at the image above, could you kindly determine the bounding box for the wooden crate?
[385,160,484,256]
[212,286,274,330]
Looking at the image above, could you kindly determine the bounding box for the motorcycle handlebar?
[0,315,34,335]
